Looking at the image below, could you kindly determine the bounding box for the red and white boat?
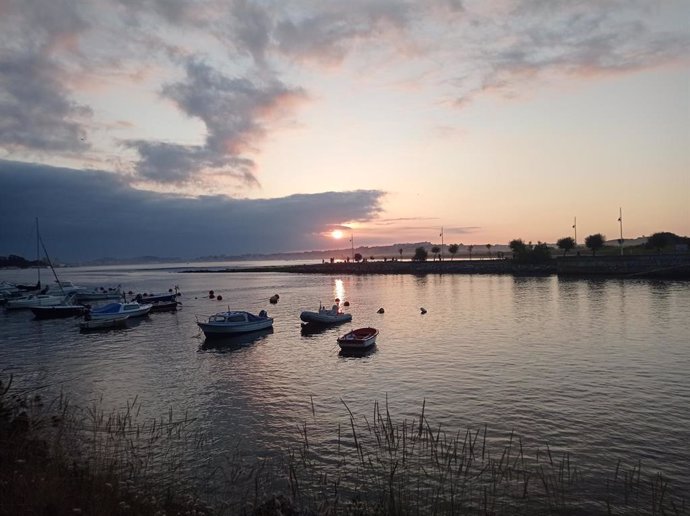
[337,327,378,351]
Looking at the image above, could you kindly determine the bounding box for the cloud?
[0,0,687,193]
[447,1,690,106]
[0,52,91,152]
[126,59,307,186]
[0,160,384,261]
[0,0,92,153]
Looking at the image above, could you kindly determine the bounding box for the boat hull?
[80,315,129,331]
[32,305,87,319]
[198,318,273,337]
[5,294,68,310]
[300,311,352,325]
[89,302,152,319]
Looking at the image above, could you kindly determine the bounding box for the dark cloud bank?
[0,161,384,262]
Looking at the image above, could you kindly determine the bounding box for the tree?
[467,245,474,260]
[448,243,459,260]
[531,242,552,261]
[557,237,576,256]
[486,243,492,257]
[509,239,527,257]
[585,234,605,256]
[354,253,363,263]
[431,246,441,261]
[646,232,668,252]
[412,246,428,262]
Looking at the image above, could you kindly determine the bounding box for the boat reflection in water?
[300,322,340,336]
[199,327,274,352]
[338,345,377,358]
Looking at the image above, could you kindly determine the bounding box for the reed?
[0,374,211,515]
[270,397,687,515]
[1,376,686,515]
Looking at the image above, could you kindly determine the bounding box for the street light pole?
[350,230,354,262]
[618,207,624,256]
[440,227,444,261]
[572,216,577,245]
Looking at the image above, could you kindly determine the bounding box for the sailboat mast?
[37,222,66,296]
[35,217,41,288]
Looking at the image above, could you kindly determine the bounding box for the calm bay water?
[1,263,689,498]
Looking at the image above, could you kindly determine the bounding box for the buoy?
[335,298,340,303]
[343,301,350,307]
[217,295,223,301]
[377,307,385,314]
[270,294,279,304]
[420,307,427,314]
[209,289,215,299]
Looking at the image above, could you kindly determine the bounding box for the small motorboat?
[149,300,181,313]
[88,301,153,319]
[300,303,352,326]
[337,327,379,351]
[80,314,129,331]
[133,287,181,304]
[197,310,273,337]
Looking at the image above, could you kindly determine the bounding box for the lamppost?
[618,208,624,256]
[572,216,577,245]
[439,227,444,261]
[350,230,354,262]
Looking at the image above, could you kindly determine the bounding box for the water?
[1,264,689,501]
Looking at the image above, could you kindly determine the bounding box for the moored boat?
[80,314,129,331]
[88,301,152,319]
[337,327,379,351]
[31,294,87,319]
[5,292,71,310]
[197,310,273,337]
[149,300,181,312]
[76,286,123,302]
[300,303,352,326]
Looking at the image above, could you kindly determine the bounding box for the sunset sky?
[1,0,688,261]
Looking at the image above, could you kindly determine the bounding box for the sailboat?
[5,219,74,310]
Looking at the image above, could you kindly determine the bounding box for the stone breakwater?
[184,254,690,279]
[186,260,555,275]
[556,253,690,279]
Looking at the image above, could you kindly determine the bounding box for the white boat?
[300,303,352,326]
[88,301,152,319]
[337,327,379,351]
[80,314,129,331]
[5,219,73,310]
[197,310,273,337]
[76,285,123,301]
[5,292,71,310]
[43,280,87,296]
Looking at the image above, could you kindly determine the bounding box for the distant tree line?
[0,255,46,269]
[358,231,688,264]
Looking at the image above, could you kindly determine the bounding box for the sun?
[331,229,344,239]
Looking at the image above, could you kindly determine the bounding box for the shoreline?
[181,254,690,279]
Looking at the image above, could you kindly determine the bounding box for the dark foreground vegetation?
[1,376,686,515]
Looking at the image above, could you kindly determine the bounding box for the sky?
[0,0,688,262]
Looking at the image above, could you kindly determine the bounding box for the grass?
[1,376,686,515]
